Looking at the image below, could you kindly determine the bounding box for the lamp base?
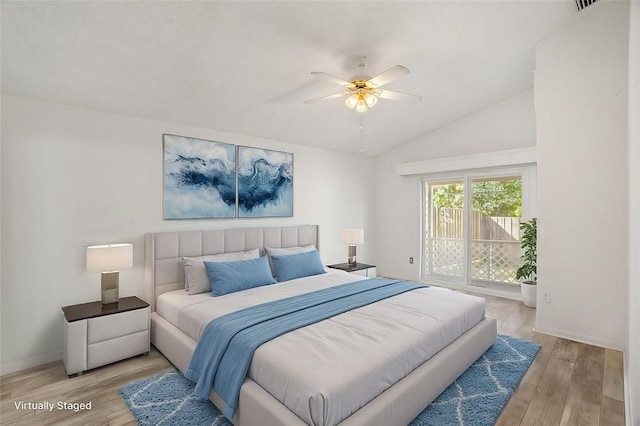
[101,271,120,305]
[347,246,357,266]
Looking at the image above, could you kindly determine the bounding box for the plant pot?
[521,280,537,308]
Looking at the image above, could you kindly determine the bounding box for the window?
[422,167,535,292]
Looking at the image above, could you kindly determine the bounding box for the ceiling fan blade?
[310,72,354,88]
[303,93,345,104]
[367,65,410,88]
[378,89,422,103]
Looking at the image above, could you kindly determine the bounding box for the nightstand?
[62,296,150,376]
[327,263,377,278]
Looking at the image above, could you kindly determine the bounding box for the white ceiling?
[1,1,578,156]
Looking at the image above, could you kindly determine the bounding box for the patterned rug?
[120,334,540,426]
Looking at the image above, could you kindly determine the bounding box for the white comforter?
[157,270,486,426]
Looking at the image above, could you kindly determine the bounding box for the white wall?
[0,94,376,374]
[0,85,3,376]
[627,0,639,422]
[535,1,629,350]
[375,89,536,281]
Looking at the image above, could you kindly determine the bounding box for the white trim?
[463,178,472,286]
[533,325,625,352]
[1,351,62,376]
[627,0,640,422]
[418,178,426,282]
[395,147,537,176]
[625,350,632,426]
[521,165,538,220]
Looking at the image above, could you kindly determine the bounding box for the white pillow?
[264,245,317,278]
[264,245,316,257]
[182,249,260,295]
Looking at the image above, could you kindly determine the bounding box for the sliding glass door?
[469,176,522,289]
[422,169,529,291]
[423,180,466,284]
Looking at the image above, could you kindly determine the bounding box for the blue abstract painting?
[238,146,293,218]
[163,135,236,219]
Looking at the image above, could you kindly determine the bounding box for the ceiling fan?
[304,59,422,113]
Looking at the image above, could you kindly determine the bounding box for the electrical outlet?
[543,292,551,303]
[409,257,414,264]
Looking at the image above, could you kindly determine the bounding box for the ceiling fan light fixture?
[345,94,359,109]
[355,98,368,113]
[363,92,378,108]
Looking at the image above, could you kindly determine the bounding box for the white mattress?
[157,270,486,426]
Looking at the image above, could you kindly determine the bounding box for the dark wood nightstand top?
[62,296,149,322]
[327,263,376,273]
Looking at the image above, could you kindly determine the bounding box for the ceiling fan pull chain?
[359,115,364,154]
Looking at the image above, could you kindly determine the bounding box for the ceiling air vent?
[576,0,597,11]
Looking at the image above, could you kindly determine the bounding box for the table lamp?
[86,243,133,305]
[340,229,364,266]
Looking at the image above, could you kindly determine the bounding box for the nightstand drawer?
[87,307,149,344]
[350,267,377,277]
[87,330,149,370]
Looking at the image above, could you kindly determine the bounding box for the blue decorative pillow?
[204,256,276,296]
[271,249,326,282]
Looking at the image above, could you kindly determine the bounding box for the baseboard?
[0,351,62,376]
[532,325,624,351]
[623,349,632,426]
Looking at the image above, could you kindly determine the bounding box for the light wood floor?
[0,294,625,426]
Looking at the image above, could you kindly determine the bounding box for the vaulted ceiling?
[1,1,578,156]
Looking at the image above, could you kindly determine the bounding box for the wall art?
[237,146,293,218]
[163,134,236,219]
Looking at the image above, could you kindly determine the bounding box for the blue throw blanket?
[185,278,425,419]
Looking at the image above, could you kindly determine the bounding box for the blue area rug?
[120,334,540,426]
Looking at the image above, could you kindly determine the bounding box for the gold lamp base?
[101,271,120,305]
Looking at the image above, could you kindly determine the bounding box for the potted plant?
[516,217,537,308]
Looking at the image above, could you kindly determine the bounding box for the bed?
[144,225,497,426]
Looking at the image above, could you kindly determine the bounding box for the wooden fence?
[431,208,520,241]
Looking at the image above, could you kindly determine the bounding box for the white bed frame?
[145,225,497,426]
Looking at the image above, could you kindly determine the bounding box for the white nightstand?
[62,296,150,376]
[327,263,377,278]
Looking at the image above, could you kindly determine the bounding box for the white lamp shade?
[86,243,133,272]
[340,229,364,245]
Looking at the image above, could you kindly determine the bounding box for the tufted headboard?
[143,225,319,311]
